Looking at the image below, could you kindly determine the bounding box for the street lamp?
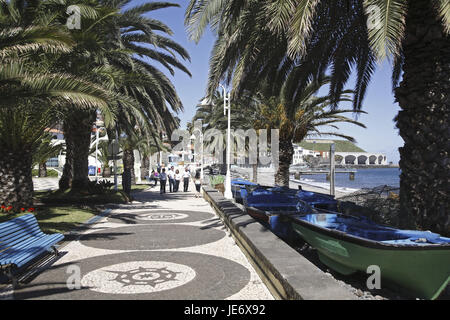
[190,129,204,181]
[93,120,105,181]
[219,84,233,199]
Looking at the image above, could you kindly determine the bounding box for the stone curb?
[202,185,357,300]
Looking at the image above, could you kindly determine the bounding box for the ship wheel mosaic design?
[107,266,180,287]
[81,261,196,294]
[136,212,188,221]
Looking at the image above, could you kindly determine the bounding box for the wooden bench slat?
[3,239,56,265]
[0,225,42,239]
[0,227,43,247]
[0,214,64,271]
[0,235,45,259]
[0,219,43,236]
[1,234,63,267]
[0,214,37,228]
[2,235,63,267]
[0,215,38,232]
[1,233,61,258]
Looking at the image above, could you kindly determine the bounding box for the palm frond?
[363,0,408,60]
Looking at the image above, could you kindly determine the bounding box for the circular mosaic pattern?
[14,251,251,300]
[82,261,196,294]
[107,210,214,224]
[136,212,189,221]
[79,224,226,250]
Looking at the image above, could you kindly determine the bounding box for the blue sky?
[145,1,404,164]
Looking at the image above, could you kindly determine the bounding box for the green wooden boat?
[290,213,450,300]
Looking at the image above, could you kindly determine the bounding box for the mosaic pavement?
[6,183,274,300]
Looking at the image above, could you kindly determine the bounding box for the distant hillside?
[298,140,365,152]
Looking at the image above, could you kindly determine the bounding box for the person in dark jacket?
[159,168,167,194]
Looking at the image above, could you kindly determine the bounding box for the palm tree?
[192,90,262,178]
[33,133,65,177]
[57,0,190,190]
[0,0,127,209]
[118,130,166,185]
[186,0,450,234]
[254,75,366,186]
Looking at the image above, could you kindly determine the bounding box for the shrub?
[86,180,115,195]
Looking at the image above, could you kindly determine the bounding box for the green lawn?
[0,206,97,234]
[132,184,152,191]
[0,183,153,234]
[36,189,128,205]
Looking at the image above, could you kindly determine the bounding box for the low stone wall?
[202,186,356,300]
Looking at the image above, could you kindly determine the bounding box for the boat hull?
[245,207,299,241]
[290,217,450,300]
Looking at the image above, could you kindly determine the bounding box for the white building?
[292,144,321,164]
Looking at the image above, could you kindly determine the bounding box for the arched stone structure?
[345,155,356,164]
[334,155,344,164]
[335,152,387,166]
[357,155,368,165]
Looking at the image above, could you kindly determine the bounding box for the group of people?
[148,166,202,197]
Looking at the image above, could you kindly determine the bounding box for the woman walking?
[174,169,181,192]
[159,168,167,194]
[194,172,202,198]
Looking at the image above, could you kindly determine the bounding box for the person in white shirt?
[167,166,175,192]
[183,168,190,192]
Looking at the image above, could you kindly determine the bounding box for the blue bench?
[0,213,64,286]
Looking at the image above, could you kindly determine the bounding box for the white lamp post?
[93,120,105,181]
[190,129,204,181]
[219,84,233,199]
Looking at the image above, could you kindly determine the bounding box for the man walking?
[160,168,167,194]
[168,166,175,192]
[183,168,190,192]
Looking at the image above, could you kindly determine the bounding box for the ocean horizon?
[294,167,400,193]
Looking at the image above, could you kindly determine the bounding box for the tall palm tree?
[192,90,261,177]
[33,133,65,177]
[119,130,166,185]
[186,0,450,234]
[254,74,366,186]
[0,0,131,209]
[57,0,190,190]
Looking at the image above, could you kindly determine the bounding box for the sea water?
[295,168,400,193]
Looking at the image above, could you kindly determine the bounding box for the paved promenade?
[4,182,273,300]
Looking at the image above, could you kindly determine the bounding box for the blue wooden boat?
[289,212,450,299]
[231,179,258,204]
[249,185,338,211]
[244,188,315,240]
[232,178,450,299]
[231,179,337,240]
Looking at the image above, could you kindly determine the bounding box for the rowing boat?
[289,212,450,299]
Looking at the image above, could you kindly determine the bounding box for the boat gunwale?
[289,214,450,251]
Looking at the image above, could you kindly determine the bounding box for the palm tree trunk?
[59,121,74,190]
[274,138,293,186]
[123,147,136,185]
[38,162,47,177]
[0,151,33,210]
[252,163,258,183]
[102,167,111,178]
[141,156,149,179]
[62,111,96,190]
[394,0,450,235]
